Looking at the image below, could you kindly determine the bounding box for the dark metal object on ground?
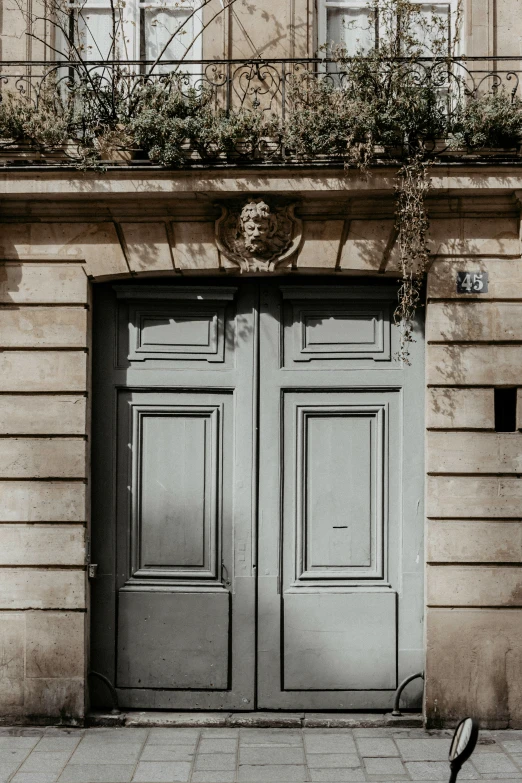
[88,671,121,715]
[392,671,424,716]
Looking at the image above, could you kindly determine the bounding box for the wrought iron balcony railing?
[0,56,521,165]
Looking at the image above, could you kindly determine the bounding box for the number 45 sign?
[456,271,489,294]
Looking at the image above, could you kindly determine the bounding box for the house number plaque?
[456,271,489,294]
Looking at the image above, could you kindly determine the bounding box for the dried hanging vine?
[394,155,431,362]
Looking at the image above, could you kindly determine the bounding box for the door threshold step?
[87,711,423,729]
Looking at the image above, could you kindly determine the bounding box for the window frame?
[318,0,376,57]
[67,0,203,65]
[317,0,461,58]
[138,0,203,68]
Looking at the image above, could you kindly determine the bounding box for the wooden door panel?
[128,304,225,363]
[292,400,385,580]
[117,591,229,689]
[114,285,236,369]
[116,392,232,693]
[281,390,399,696]
[140,409,210,569]
[283,592,396,690]
[305,413,373,571]
[123,397,225,581]
[282,287,391,365]
[138,410,213,571]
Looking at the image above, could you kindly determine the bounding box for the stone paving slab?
[0,727,520,783]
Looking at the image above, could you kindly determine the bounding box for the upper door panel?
[282,287,392,366]
[114,286,237,371]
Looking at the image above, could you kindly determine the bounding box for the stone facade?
[0,168,520,725]
[1,0,522,728]
[425,239,522,729]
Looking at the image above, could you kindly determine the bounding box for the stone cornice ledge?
[2,164,522,198]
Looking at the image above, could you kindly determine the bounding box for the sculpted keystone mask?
[239,200,278,255]
[216,198,303,272]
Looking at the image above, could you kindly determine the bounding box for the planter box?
[96,145,138,163]
[467,146,521,157]
[0,140,80,163]
[0,141,41,161]
[257,136,282,160]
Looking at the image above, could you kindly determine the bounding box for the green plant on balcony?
[128,77,282,165]
[127,79,214,166]
[0,85,72,151]
[216,107,281,161]
[283,75,373,165]
[452,90,522,151]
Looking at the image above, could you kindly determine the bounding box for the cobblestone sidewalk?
[1,726,522,783]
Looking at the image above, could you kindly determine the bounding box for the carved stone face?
[216,197,302,272]
[240,200,277,255]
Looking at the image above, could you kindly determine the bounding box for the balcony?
[0,56,521,167]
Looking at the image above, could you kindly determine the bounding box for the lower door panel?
[117,591,230,690]
[283,592,397,691]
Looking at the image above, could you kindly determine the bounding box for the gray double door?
[91,280,424,711]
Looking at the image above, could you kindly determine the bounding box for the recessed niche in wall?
[495,387,517,432]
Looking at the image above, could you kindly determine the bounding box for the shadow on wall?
[229,2,310,58]
[0,262,22,300]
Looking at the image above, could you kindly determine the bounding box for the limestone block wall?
[425,222,522,728]
[0,219,402,278]
[0,259,88,724]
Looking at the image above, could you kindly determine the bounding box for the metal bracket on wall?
[88,671,121,715]
[392,671,425,716]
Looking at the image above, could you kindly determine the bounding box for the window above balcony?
[318,0,458,57]
[67,0,202,66]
